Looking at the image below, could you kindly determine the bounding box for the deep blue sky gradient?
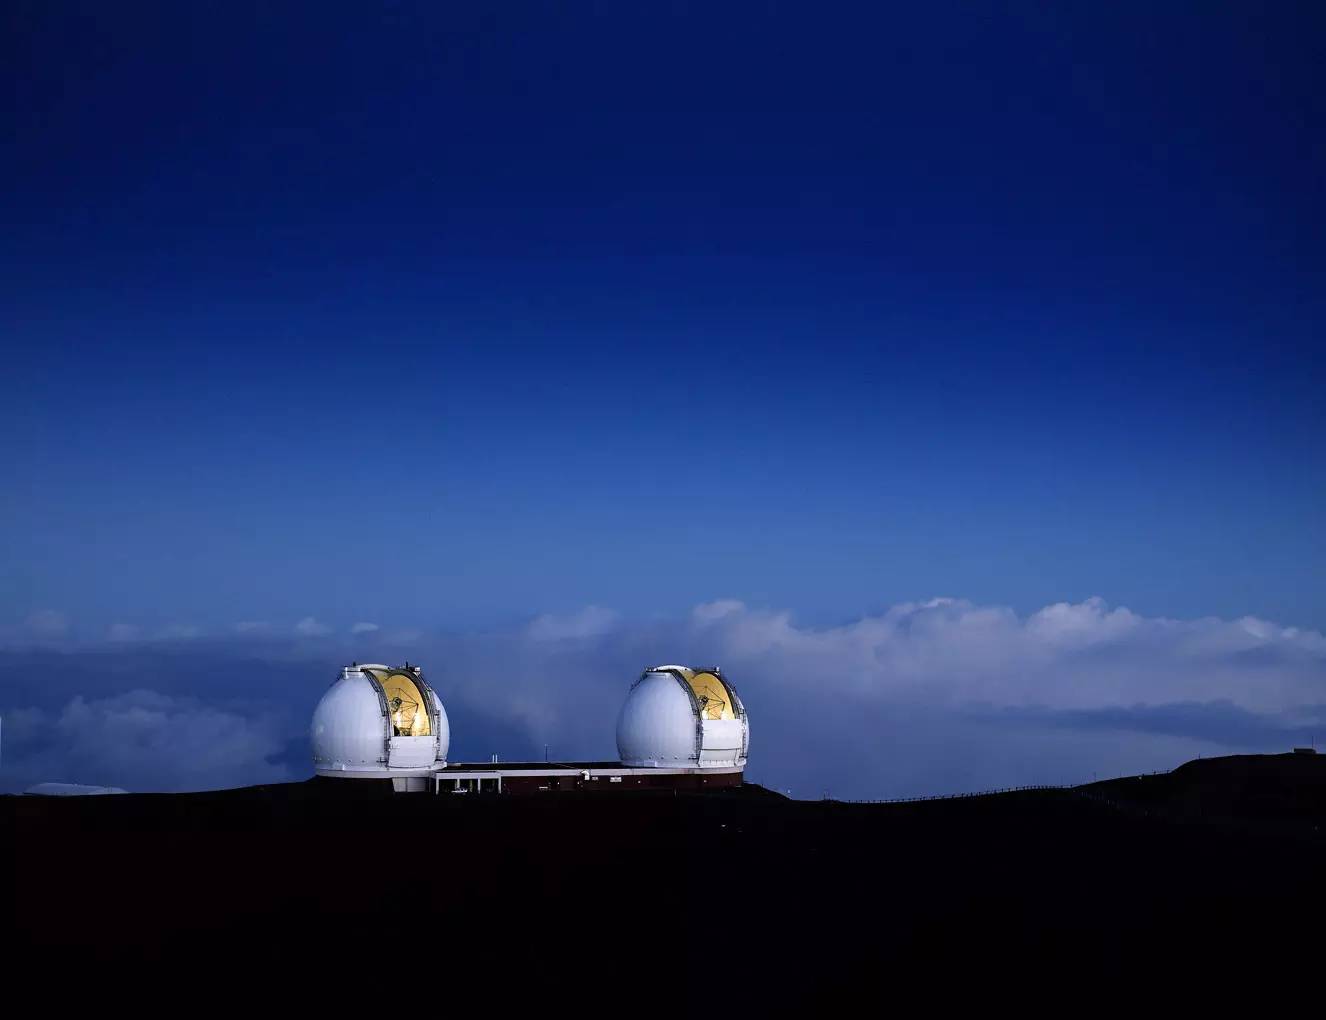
[3,2,1323,634]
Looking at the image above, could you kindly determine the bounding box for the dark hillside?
[8,756,1324,1004]
[1085,751,1326,827]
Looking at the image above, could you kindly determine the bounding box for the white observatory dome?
[616,665,749,769]
[311,662,449,778]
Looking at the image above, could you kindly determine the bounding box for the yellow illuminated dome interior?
[679,668,737,721]
[364,666,432,736]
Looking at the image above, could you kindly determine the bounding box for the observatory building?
[617,664,749,768]
[311,662,449,792]
[310,662,748,794]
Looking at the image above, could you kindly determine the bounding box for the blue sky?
[1,5,1323,793]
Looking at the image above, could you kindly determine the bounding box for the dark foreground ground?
[8,753,1325,1006]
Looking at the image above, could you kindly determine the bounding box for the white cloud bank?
[682,596,1325,714]
[2,597,1322,797]
[526,605,620,641]
[2,689,291,793]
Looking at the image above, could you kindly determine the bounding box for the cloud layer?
[2,597,1322,797]
[2,690,292,792]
